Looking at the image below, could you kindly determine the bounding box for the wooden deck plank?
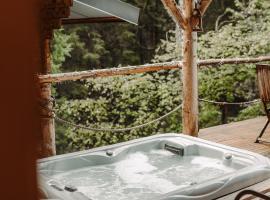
[199,117,270,156]
[199,118,270,199]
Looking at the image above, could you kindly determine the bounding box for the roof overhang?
[62,0,140,25]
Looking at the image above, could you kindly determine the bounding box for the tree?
[51,29,74,73]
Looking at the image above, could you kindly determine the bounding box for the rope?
[199,98,261,106]
[54,104,182,132]
[38,96,55,119]
[53,97,261,132]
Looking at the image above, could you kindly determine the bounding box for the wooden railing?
[38,56,270,83]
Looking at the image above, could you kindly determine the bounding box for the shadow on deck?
[199,117,270,157]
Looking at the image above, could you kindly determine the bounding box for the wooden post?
[221,104,228,124]
[181,0,213,135]
[161,0,213,136]
[182,0,198,136]
[39,39,56,157]
[38,0,72,157]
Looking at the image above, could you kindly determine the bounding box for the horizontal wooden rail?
[38,55,270,83]
[198,56,270,66]
[39,61,182,83]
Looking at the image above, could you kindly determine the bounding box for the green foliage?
[51,29,74,73]
[55,73,182,153]
[153,30,180,62]
[198,0,270,120]
[199,104,222,128]
[236,103,265,121]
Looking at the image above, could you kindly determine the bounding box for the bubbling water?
[52,149,236,200]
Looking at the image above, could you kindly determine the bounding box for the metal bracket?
[192,0,203,32]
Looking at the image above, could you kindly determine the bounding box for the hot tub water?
[52,149,237,200]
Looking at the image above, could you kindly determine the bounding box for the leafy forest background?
[52,0,270,154]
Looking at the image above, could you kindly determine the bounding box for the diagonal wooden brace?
[199,0,213,15]
[161,0,187,30]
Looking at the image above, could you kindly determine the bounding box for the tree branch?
[160,0,187,30]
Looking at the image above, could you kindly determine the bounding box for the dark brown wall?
[0,0,41,199]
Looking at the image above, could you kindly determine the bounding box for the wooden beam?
[199,0,213,15]
[160,0,187,30]
[46,7,71,19]
[38,56,270,83]
[44,0,73,8]
[42,0,73,39]
[62,17,125,25]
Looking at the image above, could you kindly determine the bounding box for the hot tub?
[38,134,270,200]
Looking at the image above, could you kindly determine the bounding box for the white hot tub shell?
[38,134,270,200]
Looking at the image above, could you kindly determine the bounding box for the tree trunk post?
[38,0,73,158]
[39,39,56,157]
[182,0,199,136]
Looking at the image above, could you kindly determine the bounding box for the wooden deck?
[199,117,270,199]
[199,117,270,157]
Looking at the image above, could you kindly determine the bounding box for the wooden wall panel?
[0,0,41,199]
